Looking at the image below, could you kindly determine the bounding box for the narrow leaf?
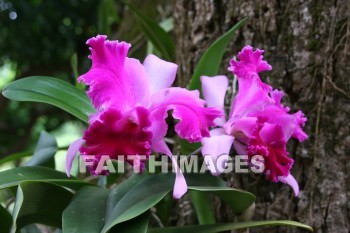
[109,212,150,233]
[63,186,110,233]
[147,220,313,233]
[0,150,32,166]
[105,174,146,220]
[25,131,57,168]
[11,181,74,232]
[190,191,216,224]
[0,166,92,191]
[188,18,247,91]
[101,173,171,233]
[102,173,255,233]
[188,186,255,215]
[126,2,175,61]
[2,76,95,123]
[0,204,12,233]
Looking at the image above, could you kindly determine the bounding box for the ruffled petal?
[228,46,273,119]
[149,87,223,143]
[65,138,84,176]
[278,173,299,196]
[79,35,150,111]
[152,139,187,199]
[228,45,272,79]
[291,111,308,142]
[201,75,228,126]
[80,107,152,173]
[201,128,234,176]
[226,45,307,190]
[250,96,308,143]
[246,121,294,181]
[143,54,178,94]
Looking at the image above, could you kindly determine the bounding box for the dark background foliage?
[0,0,168,157]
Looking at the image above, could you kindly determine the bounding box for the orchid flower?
[200,46,307,196]
[66,35,222,198]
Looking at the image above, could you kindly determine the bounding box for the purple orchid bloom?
[66,35,222,198]
[200,46,308,196]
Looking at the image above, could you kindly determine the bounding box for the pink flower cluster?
[66,36,307,198]
[65,35,222,198]
[201,46,307,195]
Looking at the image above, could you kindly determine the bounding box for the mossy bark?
[173,1,350,232]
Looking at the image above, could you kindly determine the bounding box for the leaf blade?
[126,2,175,61]
[147,220,313,233]
[188,186,255,215]
[2,76,94,123]
[0,204,12,233]
[0,166,92,191]
[101,173,172,233]
[188,18,247,91]
[25,131,57,168]
[63,186,110,233]
[11,181,74,232]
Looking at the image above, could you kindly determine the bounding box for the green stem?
[190,190,216,224]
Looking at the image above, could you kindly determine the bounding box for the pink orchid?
[201,46,307,196]
[66,35,222,198]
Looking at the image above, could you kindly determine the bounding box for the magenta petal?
[150,87,223,143]
[255,103,308,143]
[79,35,150,111]
[152,140,187,199]
[259,123,286,147]
[66,138,84,177]
[228,46,273,119]
[80,107,152,170]
[225,117,258,139]
[278,174,299,196]
[201,128,234,176]
[143,54,178,94]
[229,45,272,78]
[291,111,308,142]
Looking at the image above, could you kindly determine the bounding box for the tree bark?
[173,1,350,232]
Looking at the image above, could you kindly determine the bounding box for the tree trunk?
[173,1,350,232]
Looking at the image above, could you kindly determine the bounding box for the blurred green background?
[0,0,171,164]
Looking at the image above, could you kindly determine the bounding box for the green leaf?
[0,204,12,233]
[187,173,255,224]
[147,220,313,233]
[63,186,110,233]
[190,191,216,224]
[98,0,120,35]
[184,173,226,188]
[103,173,255,233]
[0,150,32,166]
[126,2,175,61]
[63,182,150,233]
[0,166,92,191]
[188,18,247,91]
[25,131,57,168]
[11,181,74,232]
[188,187,255,215]
[110,212,150,233]
[70,53,79,80]
[101,173,171,233]
[105,173,147,219]
[2,76,95,123]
